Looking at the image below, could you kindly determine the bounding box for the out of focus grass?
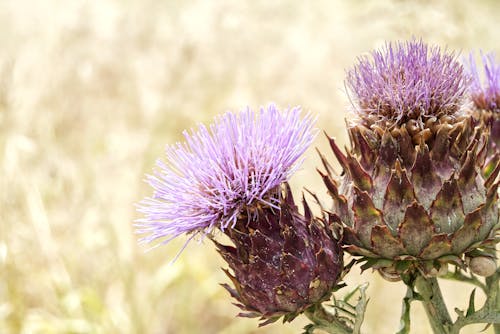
[0,1,499,333]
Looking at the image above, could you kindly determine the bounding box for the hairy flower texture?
[215,184,343,325]
[321,41,499,278]
[467,52,500,177]
[346,40,469,128]
[136,104,316,246]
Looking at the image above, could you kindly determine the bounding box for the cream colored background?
[1,1,499,333]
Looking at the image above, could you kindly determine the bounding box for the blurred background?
[1,0,499,333]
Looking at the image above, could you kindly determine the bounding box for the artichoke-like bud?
[321,40,499,277]
[137,105,343,324]
[215,184,342,325]
[467,52,500,177]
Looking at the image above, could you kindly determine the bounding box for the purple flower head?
[346,39,469,125]
[136,104,316,247]
[467,52,500,112]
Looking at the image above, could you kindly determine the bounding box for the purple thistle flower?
[346,39,469,125]
[467,52,500,112]
[136,104,316,247]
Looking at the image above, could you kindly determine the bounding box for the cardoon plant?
[137,41,499,334]
[137,105,350,330]
[320,40,499,333]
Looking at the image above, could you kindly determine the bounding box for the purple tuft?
[467,52,500,112]
[346,39,469,124]
[136,104,316,247]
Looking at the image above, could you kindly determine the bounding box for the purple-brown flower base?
[320,115,499,278]
[214,184,343,326]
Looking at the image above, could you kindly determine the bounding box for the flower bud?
[320,40,499,277]
[469,256,497,277]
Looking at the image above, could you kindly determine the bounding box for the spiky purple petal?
[346,39,469,124]
[467,52,500,112]
[136,105,316,246]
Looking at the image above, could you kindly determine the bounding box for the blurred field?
[1,1,499,333]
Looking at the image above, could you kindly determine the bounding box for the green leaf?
[302,324,315,334]
[360,258,394,271]
[353,283,369,334]
[359,258,378,271]
[466,249,496,258]
[395,260,411,272]
[480,323,491,332]
[343,284,361,304]
[466,289,476,317]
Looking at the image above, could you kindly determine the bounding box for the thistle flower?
[137,105,343,323]
[321,40,498,278]
[468,52,500,112]
[136,105,316,245]
[346,39,469,127]
[466,52,500,176]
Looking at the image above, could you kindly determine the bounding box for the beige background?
[1,1,499,333]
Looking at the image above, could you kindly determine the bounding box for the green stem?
[396,285,414,334]
[414,275,452,334]
[441,269,487,292]
[487,272,500,334]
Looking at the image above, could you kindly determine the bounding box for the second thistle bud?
[320,40,499,277]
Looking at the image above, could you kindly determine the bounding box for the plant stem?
[396,285,414,334]
[414,275,452,334]
[486,272,500,334]
[441,269,487,292]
